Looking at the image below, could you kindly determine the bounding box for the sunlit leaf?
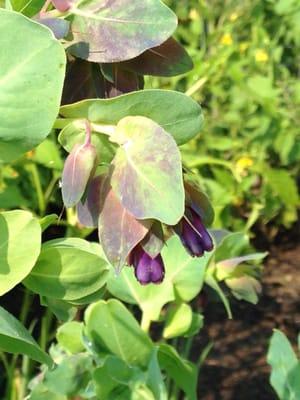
[0,9,66,162]
[68,0,177,63]
[59,89,204,145]
[111,116,184,225]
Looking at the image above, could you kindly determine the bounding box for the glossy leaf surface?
[85,299,153,366]
[0,9,66,162]
[24,238,109,301]
[69,0,177,63]
[0,210,41,295]
[59,90,203,145]
[111,116,184,224]
[0,306,52,366]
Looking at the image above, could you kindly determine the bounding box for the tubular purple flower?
[128,245,165,285]
[61,122,97,208]
[175,206,213,257]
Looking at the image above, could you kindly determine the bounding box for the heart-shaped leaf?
[69,0,177,63]
[0,9,66,162]
[0,306,52,366]
[59,89,203,146]
[99,176,151,269]
[111,116,184,225]
[0,210,41,295]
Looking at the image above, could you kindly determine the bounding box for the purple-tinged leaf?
[110,116,185,225]
[119,37,193,77]
[62,59,106,104]
[51,0,72,12]
[226,276,262,304]
[36,17,70,39]
[68,0,177,63]
[62,141,97,208]
[184,177,214,226]
[77,174,103,227]
[216,253,267,279]
[98,177,151,270]
[101,64,144,98]
[141,221,164,258]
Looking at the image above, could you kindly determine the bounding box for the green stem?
[26,163,46,216]
[141,313,151,333]
[53,118,116,136]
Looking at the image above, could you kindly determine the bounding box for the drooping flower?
[128,245,165,285]
[175,206,213,257]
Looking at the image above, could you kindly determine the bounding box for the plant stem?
[141,313,151,333]
[26,163,46,216]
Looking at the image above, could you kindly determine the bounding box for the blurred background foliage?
[147,0,300,236]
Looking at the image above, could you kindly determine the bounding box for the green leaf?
[56,322,85,354]
[0,306,52,366]
[59,89,203,145]
[265,169,299,207]
[267,330,300,400]
[40,296,76,322]
[0,9,66,162]
[205,274,232,319]
[226,276,262,304]
[111,116,184,225]
[10,0,44,17]
[184,313,204,338]
[44,354,92,396]
[0,210,41,295]
[161,235,210,302]
[69,0,177,63]
[158,343,197,400]
[85,299,153,366]
[147,349,168,400]
[98,176,151,269]
[29,383,67,400]
[214,232,251,263]
[163,303,193,339]
[33,139,63,170]
[23,238,109,301]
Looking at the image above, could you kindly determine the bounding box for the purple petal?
[130,246,165,285]
[190,209,214,252]
[180,219,204,257]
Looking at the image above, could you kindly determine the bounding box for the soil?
[196,241,300,400]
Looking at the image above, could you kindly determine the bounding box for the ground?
[197,240,300,400]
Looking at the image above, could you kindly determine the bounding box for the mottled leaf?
[36,17,70,39]
[61,141,97,208]
[59,89,204,146]
[98,176,151,269]
[120,37,193,77]
[68,0,177,63]
[77,174,102,228]
[141,221,164,258]
[111,116,184,225]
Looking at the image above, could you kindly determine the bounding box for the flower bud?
[51,0,72,12]
[62,142,97,208]
[129,245,165,285]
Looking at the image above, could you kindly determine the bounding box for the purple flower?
[128,245,165,285]
[176,206,213,257]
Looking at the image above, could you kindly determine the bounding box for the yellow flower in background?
[26,150,35,159]
[255,49,269,63]
[239,42,249,53]
[229,12,239,21]
[220,33,233,46]
[236,157,254,176]
[189,8,199,21]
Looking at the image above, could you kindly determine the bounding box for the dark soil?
[197,242,300,400]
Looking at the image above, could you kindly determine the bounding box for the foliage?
[151,0,300,232]
[267,330,300,400]
[0,0,272,399]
